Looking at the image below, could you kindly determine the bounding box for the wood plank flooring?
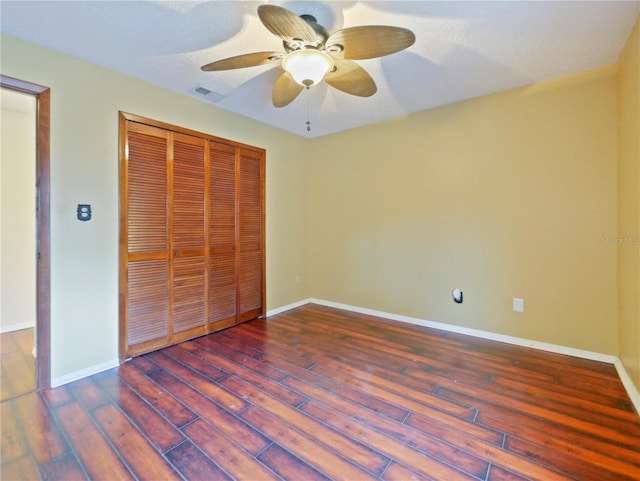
[1,328,36,401]
[1,304,639,480]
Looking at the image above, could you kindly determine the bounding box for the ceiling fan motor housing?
[283,14,330,51]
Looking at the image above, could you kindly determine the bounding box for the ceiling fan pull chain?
[306,89,311,131]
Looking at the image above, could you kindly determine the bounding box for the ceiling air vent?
[191,86,224,103]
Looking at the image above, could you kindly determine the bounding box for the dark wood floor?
[1,328,36,401]
[2,304,639,481]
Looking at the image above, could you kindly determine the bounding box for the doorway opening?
[0,75,51,395]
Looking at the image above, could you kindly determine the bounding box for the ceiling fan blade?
[257,5,317,44]
[272,72,305,107]
[324,59,377,97]
[201,52,281,71]
[326,26,415,60]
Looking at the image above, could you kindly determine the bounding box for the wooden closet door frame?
[119,112,265,361]
[1,75,51,389]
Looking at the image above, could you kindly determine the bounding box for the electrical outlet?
[295,275,301,284]
[452,288,463,304]
[513,298,525,313]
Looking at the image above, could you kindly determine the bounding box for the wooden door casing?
[1,75,52,389]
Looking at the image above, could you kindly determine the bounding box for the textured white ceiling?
[1,1,638,138]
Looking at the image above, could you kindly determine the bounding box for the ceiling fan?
[201,4,415,107]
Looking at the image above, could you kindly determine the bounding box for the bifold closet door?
[209,141,237,331]
[121,122,208,358]
[208,144,265,327]
[122,123,170,357]
[171,132,208,343]
[238,148,264,322]
[120,113,265,361]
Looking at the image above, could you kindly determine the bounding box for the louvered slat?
[127,259,169,345]
[209,142,236,248]
[127,131,167,253]
[173,256,206,333]
[209,253,237,324]
[239,151,262,247]
[173,135,206,251]
[239,250,262,314]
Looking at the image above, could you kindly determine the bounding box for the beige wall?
[0,90,37,333]
[308,66,619,355]
[1,33,310,380]
[618,16,640,391]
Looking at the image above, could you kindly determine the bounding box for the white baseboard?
[266,299,313,317]
[51,358,120,388]
[309,298,618,363]
[614,359,640,414]
[0,321,35,334]
[270,298,640,414]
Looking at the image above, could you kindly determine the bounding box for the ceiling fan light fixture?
[282,49,334,87]
[202,5,416,107]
